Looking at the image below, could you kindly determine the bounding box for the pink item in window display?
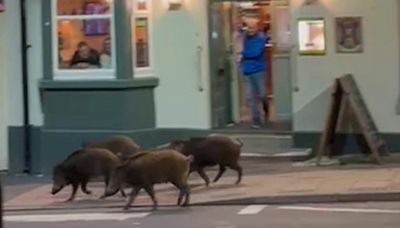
[0,0,5,12]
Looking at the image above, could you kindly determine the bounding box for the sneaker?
[251,123,261,129]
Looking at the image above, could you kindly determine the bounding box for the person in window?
[69,41,100,69]
[100,37,112,68]
[240,18,269,129]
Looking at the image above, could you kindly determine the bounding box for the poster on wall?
[298,18,326,55]
[0,0,5,12]
[135,0,148,12]
[336,17,363,53]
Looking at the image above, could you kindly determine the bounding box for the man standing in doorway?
[240,18,268,129]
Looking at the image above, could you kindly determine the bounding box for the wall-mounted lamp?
[168,0,183,10]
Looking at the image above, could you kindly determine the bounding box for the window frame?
[132,0,154,77]
[51,0,117,80]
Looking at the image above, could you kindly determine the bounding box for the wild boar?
[104,149,193,211]
[82,135,141,161]
[51,148,125,202]
[169,136,243,186]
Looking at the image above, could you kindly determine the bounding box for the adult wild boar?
[104,149,193,211]
[169,136,243,186]
[82,135,141,160]
[51,148,125,202]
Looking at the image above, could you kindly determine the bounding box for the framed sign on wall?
[335,17,363,53]
[298,18,326,55]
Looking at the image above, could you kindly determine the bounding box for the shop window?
[134,17,149,68]
[132,0,152,75]
[54,0,115,79]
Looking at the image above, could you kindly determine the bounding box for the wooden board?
[317,74,388,164]
[316,79,344,163]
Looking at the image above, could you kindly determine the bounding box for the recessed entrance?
[209,0,293,132]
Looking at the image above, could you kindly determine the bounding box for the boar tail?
[185,155,194,163]
[235,138,244,148]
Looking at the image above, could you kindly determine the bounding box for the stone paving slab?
[4,166,400,211]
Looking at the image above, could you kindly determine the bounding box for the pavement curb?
[193,192,400,206]
[5,191,400,213]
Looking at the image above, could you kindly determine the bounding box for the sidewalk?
[3,160,400,211]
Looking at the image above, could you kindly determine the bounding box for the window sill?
[40,78,159,90]
[134,68,155,78]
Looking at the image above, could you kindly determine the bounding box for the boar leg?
[213,165,227,183]
[173,181,185,206]
[143,185,158,210]
[99,175,111,199]
[177,184,190,207]
[65,183,79,202]
[228,163,243,184]
[182,185,190,207]
[196,168,210,186]
[124,187,141,211]
[120,189,127,198]
[81,180,92,195]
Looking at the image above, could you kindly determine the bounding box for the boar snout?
[51,185,64,195]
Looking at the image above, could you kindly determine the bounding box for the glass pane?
[134,17,149,68]
[58,19,113,69]
[57,0,111,16]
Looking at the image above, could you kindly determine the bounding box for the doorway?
[209,0,293,131]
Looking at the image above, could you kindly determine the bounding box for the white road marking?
[237,205,267,215]
[4,212,151,222]
[278,206,400,214]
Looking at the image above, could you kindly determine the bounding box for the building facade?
[1,0,400,174]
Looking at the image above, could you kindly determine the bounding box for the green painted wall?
[40,79,158,130]
[152,0,211,129]
[291,0,400,132]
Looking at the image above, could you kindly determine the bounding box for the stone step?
[241,148,313,162]
[209,133,294,154]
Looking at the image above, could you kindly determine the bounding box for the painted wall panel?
[290,0,400,133]
[153,0,211,129]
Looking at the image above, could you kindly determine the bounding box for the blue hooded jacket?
[240,32,267,75]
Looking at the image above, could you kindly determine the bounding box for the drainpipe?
[19,0,31,174]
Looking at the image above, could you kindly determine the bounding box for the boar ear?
[54,164,65,173]
[115,162,127,170]
[118,159,132,167]
[115,152,123,159]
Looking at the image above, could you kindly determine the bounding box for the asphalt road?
[4,202,400,228]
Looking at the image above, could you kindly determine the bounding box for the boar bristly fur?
[51,148,124,202]
[169,136,243,186]
[105,149,193,211]
[82,135,141,161]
